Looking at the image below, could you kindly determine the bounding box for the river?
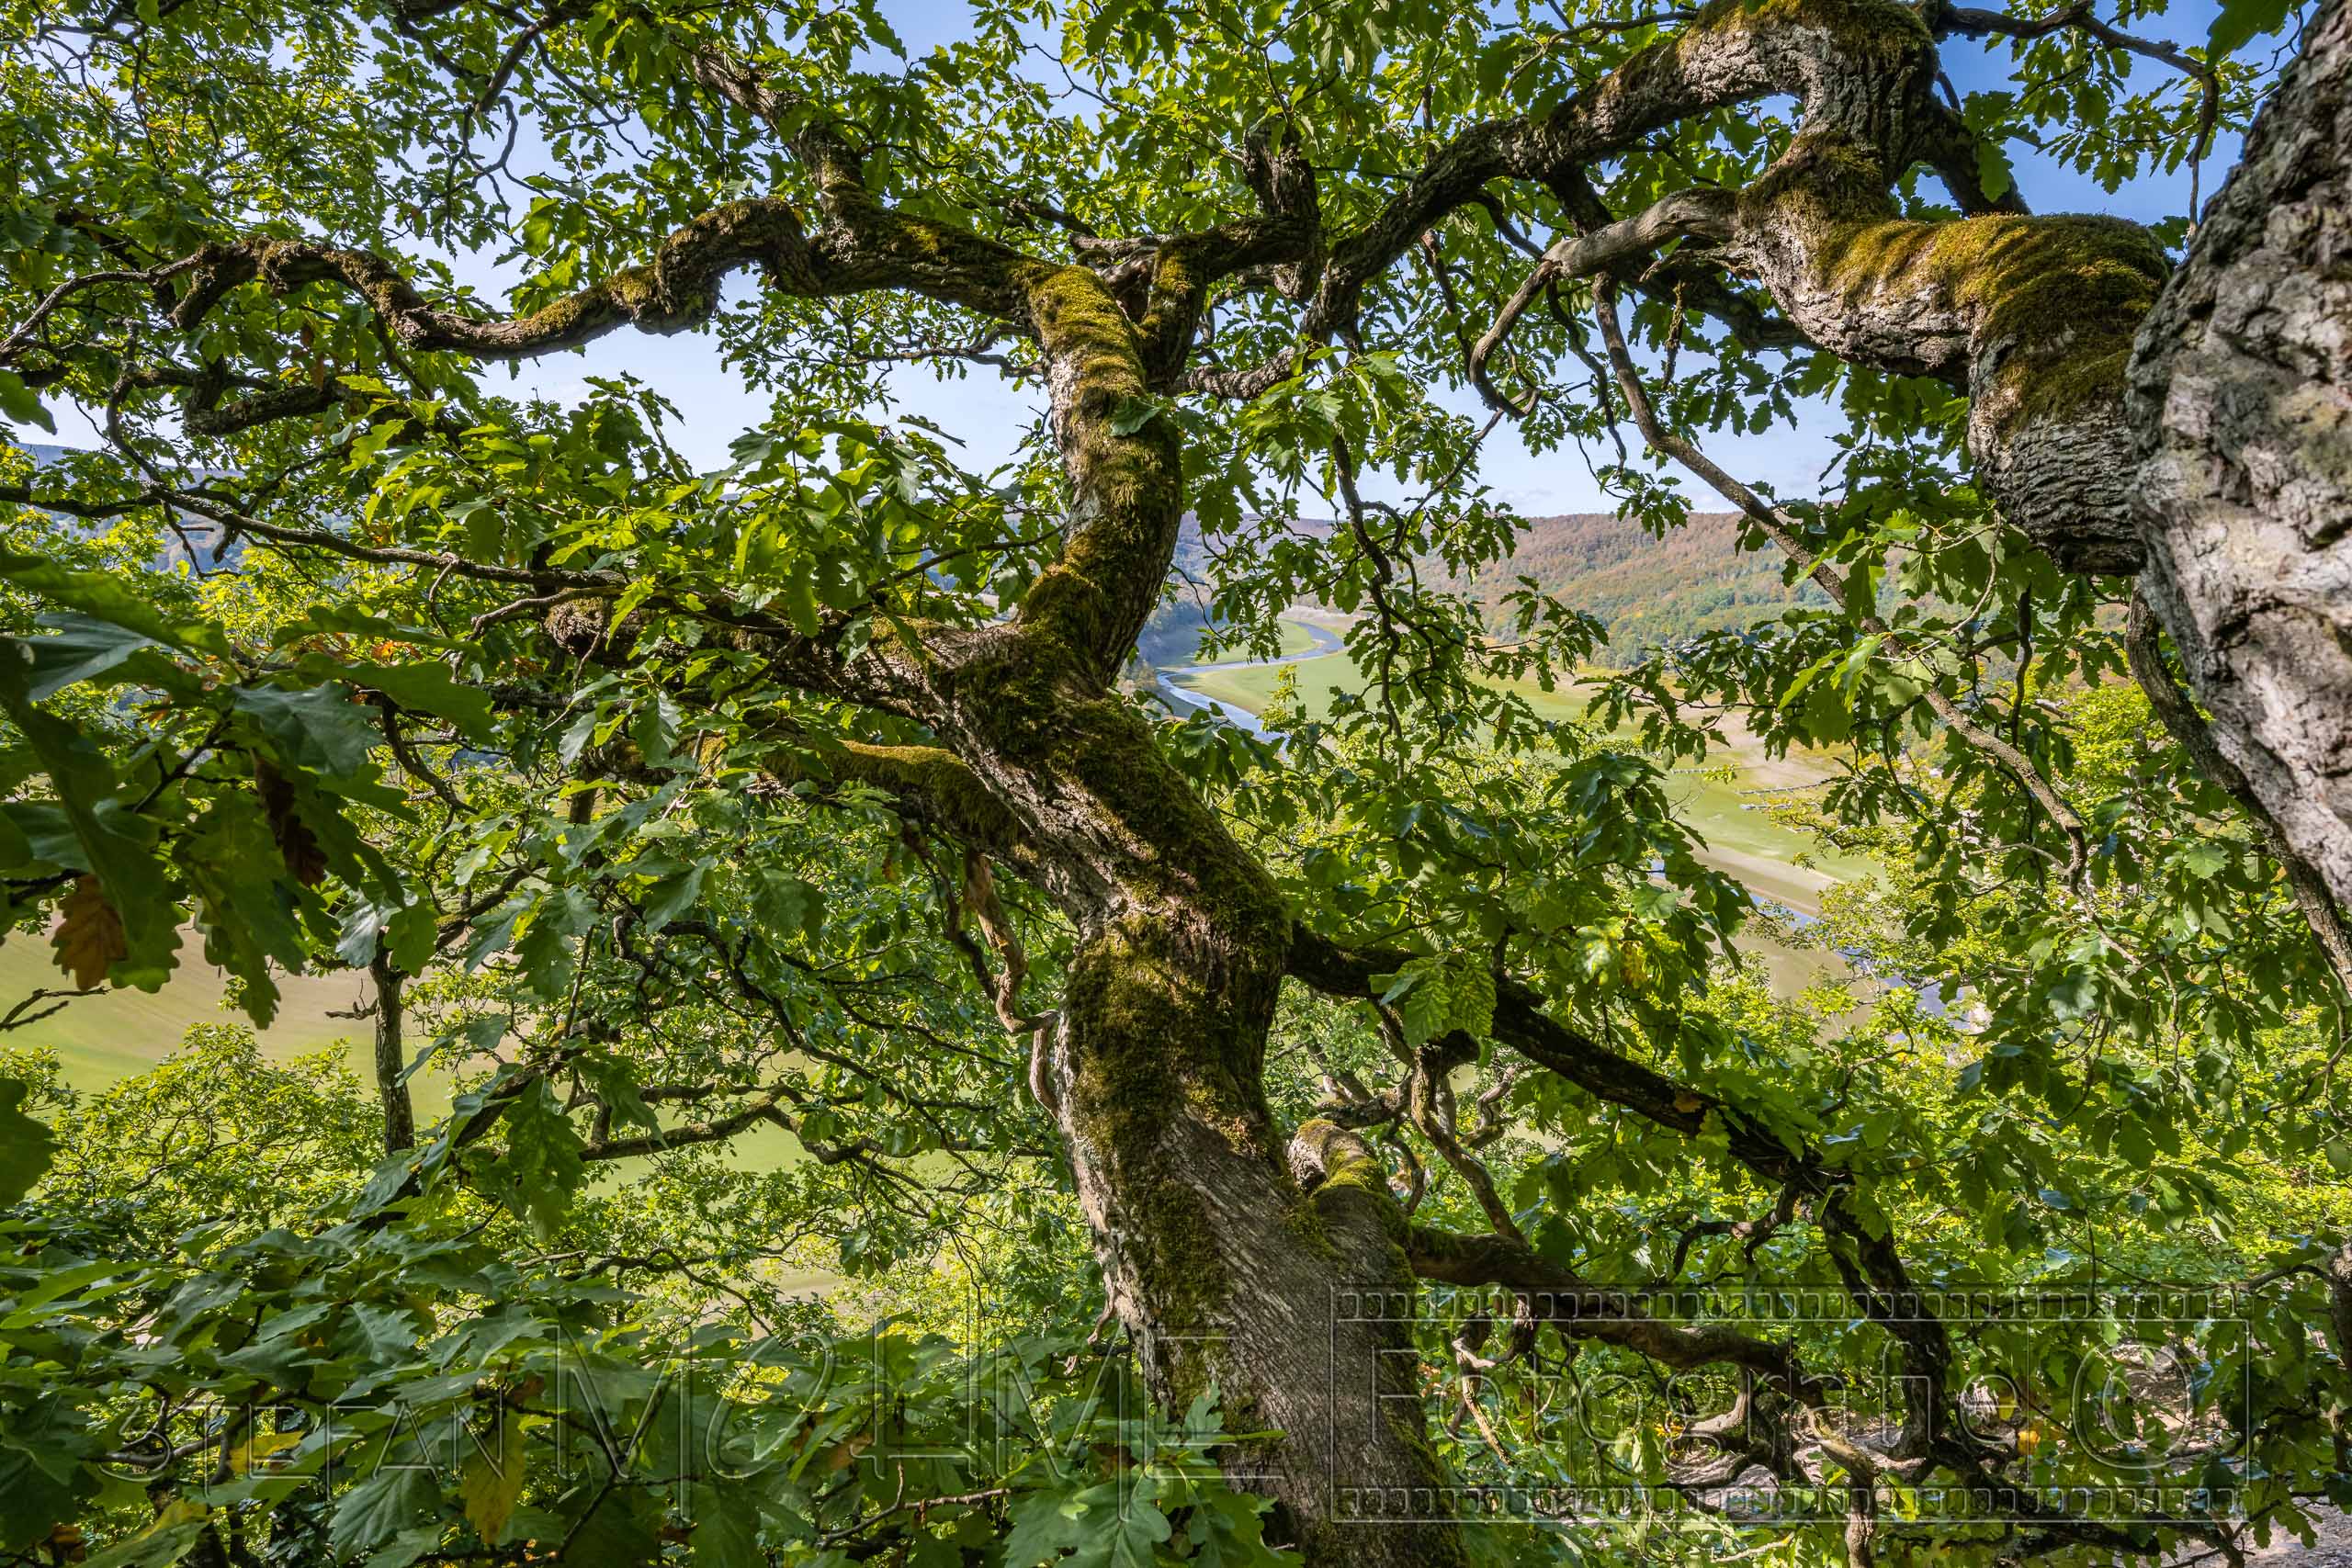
[1151,619,1347,738]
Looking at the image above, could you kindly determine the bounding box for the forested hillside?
[1447,509,1827,664]
[1142,509,1819,671]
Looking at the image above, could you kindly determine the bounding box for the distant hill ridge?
[1143,510,1824,671]
[1452,510,1826,665]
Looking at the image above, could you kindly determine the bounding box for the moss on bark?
[1013,262,1187,677]
[1825,207,2165,432]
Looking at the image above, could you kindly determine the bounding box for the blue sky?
[51,0,2238,517]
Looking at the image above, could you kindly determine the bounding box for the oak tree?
[1,0,2349,1563]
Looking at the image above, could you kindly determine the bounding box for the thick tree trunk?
[1046,913,1464,1565]
[2129,0,2352,912]
[950,676,1468,1566]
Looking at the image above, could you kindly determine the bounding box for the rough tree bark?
[931,684,1458,1565]
[2129,0,2352,913]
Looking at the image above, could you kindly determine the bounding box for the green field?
[1179,651,1602,729]
[3,931,821,1174]
[0,933,368,1089]
[1177,649,1373,719]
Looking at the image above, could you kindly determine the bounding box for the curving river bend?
[1152,618,1347,738]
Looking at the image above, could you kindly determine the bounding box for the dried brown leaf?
[52,874,125,989]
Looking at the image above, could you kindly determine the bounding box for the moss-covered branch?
[1216,0,2165,571]
[173,199,827,364]
[760,739,1025,858]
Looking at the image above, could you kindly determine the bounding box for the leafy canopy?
[0,0,2342,1562]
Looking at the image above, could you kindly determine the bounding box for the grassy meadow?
[2,931,813,1174]
[0,933,368,1089]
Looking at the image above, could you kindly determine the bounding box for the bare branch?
[1468,186,1738,415]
